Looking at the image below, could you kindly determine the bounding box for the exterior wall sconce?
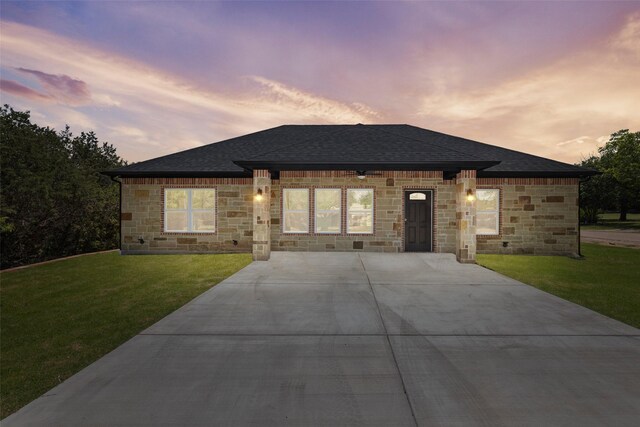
[255,188,263,201]
[356,170,366,180]
[466,189,476,202]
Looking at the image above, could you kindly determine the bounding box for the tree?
[0,105,125,268]
[598,130,640,221]
[578,155,616,224]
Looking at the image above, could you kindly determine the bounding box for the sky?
[1,1,639,164]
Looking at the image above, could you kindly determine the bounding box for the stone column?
[456,170,477,263]
[252,169,271,261]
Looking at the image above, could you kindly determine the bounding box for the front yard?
[478,243,640,329]
[0,252,252,419]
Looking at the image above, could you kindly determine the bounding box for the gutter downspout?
[110,175,122,252]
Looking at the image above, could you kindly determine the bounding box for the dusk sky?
[1,1,639,164]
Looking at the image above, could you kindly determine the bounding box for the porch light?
[255,188,263,201]
[466,189,476,202]
[356,171,366,180]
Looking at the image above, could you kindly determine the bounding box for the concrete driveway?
[5,253,640,426]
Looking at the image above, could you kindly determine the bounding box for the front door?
[404,190,433,252]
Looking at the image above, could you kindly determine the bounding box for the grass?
[582,212,640,230]
[477,243,640,329]
[0,251,252,419]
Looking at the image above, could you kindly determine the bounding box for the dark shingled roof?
[104,124,596,178]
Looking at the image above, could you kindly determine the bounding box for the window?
[409,192,427,200]
[164,188,216,232]
[283,188,309,233]
[476,189,499,235]
[347,188,374,234]
[315,189,341,233]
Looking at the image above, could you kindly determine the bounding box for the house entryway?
[404,190,433,252]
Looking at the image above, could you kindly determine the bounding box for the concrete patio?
[5,252,640,426]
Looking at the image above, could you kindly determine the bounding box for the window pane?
[192,189,215,209]
[284,189,309,211]
[192,211,215,231]
[316,189,341,211]
[348,213,373,233]
[477,189,498,212]
[409,192,427,200]
[477,212,498,235]
[284,212,309,233]
[348,189,373,210]
[166,211,188,231]
[316,212,341,233]
[166,189,187,210]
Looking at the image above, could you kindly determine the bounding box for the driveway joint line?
[138,333,640,337]
[358,253,419,427]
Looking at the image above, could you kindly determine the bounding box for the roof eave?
[232,160,501,172]
[477,170,600,178]
[100,170,250,178]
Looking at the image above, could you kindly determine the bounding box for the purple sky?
[1,1,639,163]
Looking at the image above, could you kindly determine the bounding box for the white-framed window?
[164,188,216,233]
[347,188,374,234]
[283,188,309,233]
[476,189,499,235]
[315,188,342,234]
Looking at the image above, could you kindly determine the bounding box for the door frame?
[402,189,434,252]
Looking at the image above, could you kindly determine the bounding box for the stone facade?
[476,178,579,255]
[455,170,477,263]
[120,177,253,253]
[270,171,457,253]
[119,173,579,259]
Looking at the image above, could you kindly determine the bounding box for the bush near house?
[0,251,252,419]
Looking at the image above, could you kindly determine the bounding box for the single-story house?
[103,124,596,262]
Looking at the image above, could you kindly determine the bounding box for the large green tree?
[578,129,640,223]
[598,130,640,221]
[0,105,125,268]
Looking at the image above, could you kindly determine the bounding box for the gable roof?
[104,124,596,178]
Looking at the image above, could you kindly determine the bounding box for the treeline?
[579,130,640,224]
[1,105,125,269]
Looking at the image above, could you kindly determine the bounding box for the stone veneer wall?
[476,178,579,255]
[120,177,253,253]
[270,171,458,253]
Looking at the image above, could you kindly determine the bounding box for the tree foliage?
[579,129,640,223]
[1,105,125,268]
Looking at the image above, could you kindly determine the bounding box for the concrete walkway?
[5,252,640,426]
[581,229,640,248]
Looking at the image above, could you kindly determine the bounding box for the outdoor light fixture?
[466,189,476,202]
[356,170,366,180]
[255,188,263,201]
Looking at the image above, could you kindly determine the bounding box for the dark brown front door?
[404,190,432,252]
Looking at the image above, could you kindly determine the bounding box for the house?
[103,124,596,262]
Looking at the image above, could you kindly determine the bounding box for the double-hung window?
[164,188,216,232]
[476,189,499,235]
[283,188,309,233]
[347,188,374,234]
[315,189,341,233]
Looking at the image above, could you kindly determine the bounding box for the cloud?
[415,12,640,163]
[15,68,91,105]
[0,79,51,101]
[0,20,379,161]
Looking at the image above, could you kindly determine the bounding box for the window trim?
[282,188,310,234]
[164,188,216,233]
[346,188,374,235]
[314,188,342,234]
[476,188,500,236]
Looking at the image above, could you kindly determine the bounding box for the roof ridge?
[367,125,490,162]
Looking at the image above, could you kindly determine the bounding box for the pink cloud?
[0,79,51,101]
[16,67,91,105]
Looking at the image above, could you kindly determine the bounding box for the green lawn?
[582,212,640,230]
[478,243,640,328]
[0,252,251,419]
